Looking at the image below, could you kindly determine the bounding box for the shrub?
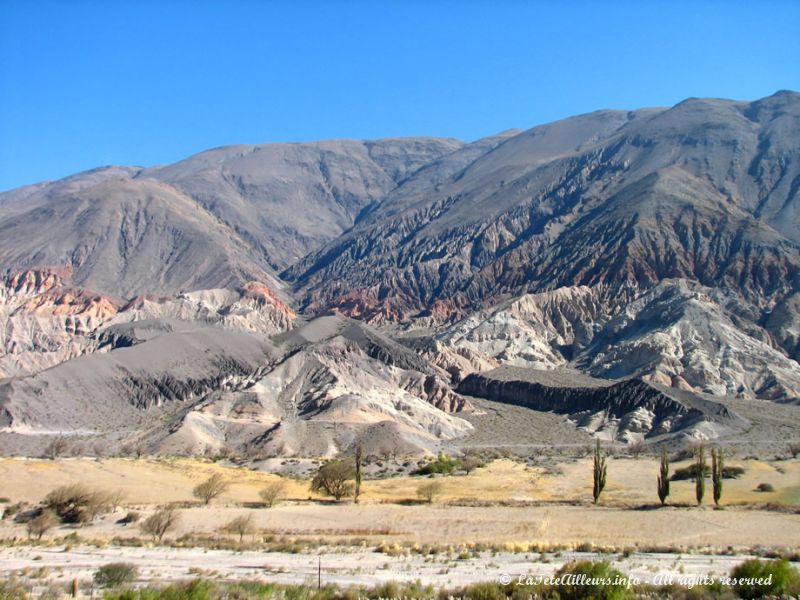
[415,453,459,475]
[671,464,744,481]
[221,514,255,542]
[140,508,179,541]
[259,481,287,508]
[554,561,632,600]
[44,484,111,524]
[755,482,775,492]
[417,480,443,504]
[460,456,484,474]
[192,473,229,505]
[729,558,800,599]
[26,509,58,540]
[120,510,141,524]
[42,436,70,459]
[93,562,138,588]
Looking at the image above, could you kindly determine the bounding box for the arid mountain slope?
[0,138,463,298]
[289,91,800,321]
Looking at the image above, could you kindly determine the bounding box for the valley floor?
[0,456,797,594]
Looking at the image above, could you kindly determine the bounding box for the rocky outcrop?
[457,367,746,442]
[0,268,294,378]
[435,280,800,402]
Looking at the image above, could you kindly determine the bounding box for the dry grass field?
[0,456,798,551]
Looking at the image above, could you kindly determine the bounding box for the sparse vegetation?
[310,460,355,501]
[460,455,484,474]
[93,562,138,589]
[657,447,670,506]
[628,439,645,459]
[730,558,800,599]
[44,484,111,524]
[554,560,631,600]
[192,473,229,505]
[140,508,179,541]
[417,480,443,504]
[593,439,607,505]
[259,481,287,508]
[671,463,745,481]
[120,510,141,524]
[756,482,775,492]
[25,509,58,540]
[415,453,459,476]
[221,514,255,542]
[42,436,70,460]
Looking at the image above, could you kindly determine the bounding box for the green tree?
[311,460,355,501]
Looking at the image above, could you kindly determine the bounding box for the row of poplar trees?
[593,439,725,506]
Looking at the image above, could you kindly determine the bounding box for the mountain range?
[1,90,799,457]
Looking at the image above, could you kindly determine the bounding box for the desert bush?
[42,436,70,460]
[460,456,484,474]
[671,464,745,481]
[140,508,179,541]
[628,439,646,459]
[755,482,775,492]
[192,473,229,505]
[120,510,141,524]
[311,460,355,501]
[26,509,58,540]
[554,560,632,600]
[259,480,287,507]
[417,480,443,504]
[221,514,255,542]
[0,577,28,600]
[94,562,138,589]
[729,558,800,599]
[415,453,459,475]
[44,484,111,524]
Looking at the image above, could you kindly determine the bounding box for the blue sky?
[1,1,798,192]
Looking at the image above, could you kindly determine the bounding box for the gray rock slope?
[1,92,799,453]
[290,92,800,322]
[0,138,462,298]
[0,316,471,457]
[457,366,748,443]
